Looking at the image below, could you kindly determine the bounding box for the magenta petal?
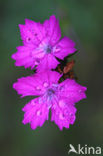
[22,98,49,129]
[58,79,87,104]
[19,20,44,45]
[47,71,61,85]
[11,45,37,69]
[36,54,59,72]
[54,37,76,60]
[13,75,46,97]
[51,98,77,130]
[13,71,61,97]
[43,15,61,45]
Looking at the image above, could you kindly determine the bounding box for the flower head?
[12,15,76,71]
[13,71,86,130]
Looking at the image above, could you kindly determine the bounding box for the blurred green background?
[0,0,103,156]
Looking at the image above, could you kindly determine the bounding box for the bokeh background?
[0,0,103,156]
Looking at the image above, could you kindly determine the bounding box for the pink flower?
[12,15,76,71]
[13,71,87,130]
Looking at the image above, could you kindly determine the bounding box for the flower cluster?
[12,15,87,130]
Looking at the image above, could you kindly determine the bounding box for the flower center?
[44,88,55,103]
[45,45,52,53]
[42,85,58,109]
[47,88,55,96]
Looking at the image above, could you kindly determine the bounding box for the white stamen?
[43,82,49,87]
[36,86,41,90]
[37,110,41,116]
[59,100,65,108]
